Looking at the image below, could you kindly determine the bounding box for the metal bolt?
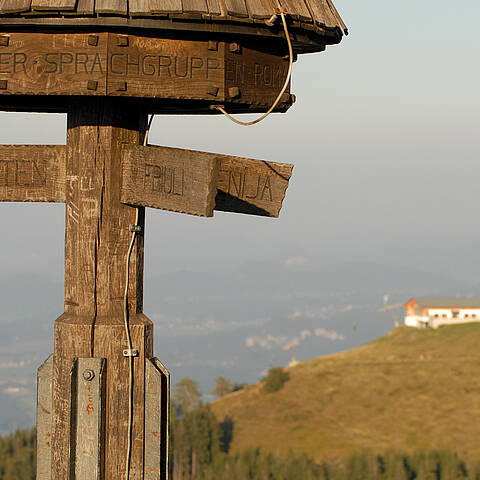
[228,86,241,99]
[87,80,98,91]
[208,41,218,51]
[83,369,95,381]
[0,36,9,47]
[207,85,219,97]
[117,81,128,92]
[117,36,129,47]
[88,35,99,46]
[229,43,241,53]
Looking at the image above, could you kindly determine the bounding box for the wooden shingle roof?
[0,0,346,52]
[409,298,480,309]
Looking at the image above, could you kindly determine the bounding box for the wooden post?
[52,98,152,480]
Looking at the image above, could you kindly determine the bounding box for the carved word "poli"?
[219,168,273,202]
[144,163,185,197]
[0,159,46,187]
[226,60,287,89]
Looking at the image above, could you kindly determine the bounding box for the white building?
[404,297,480,329]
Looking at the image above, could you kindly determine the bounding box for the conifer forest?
[2,410,480,480]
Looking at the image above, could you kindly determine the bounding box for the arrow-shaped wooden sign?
[0,144,293,217]
[120,145,293,218]
[0,145,65,203]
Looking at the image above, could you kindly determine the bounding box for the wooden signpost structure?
[0,1,345,479]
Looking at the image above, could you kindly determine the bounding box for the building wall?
[426,308,480,320]
[405,308,480,328]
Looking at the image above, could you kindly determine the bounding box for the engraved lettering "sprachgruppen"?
[0,52,221,79]
[144,163,185,196]
[0,159,46,187]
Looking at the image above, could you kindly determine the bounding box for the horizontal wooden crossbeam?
[0,32,293,113]
[0,144,293,217]
[0,145,65,202]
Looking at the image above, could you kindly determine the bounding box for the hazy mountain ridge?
[0,261,472,432]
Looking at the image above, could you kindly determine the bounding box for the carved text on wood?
[0,33,289,105]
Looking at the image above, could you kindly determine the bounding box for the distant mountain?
[212,324,480,461]
[0,262,473,432]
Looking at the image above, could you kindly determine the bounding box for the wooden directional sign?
[215,153,293,217]
[121,145,220,217]
[0,143,293,218]
[120,145,293,218]
[0,145,65,202]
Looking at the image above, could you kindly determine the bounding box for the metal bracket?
[145,358,170,480]
[123,348,139,357]
[37,354,53,480]
[70,358,105,480]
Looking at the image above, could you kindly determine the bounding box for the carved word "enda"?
[219,168,273,202]
[0,159,46,187]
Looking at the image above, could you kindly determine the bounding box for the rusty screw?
[83,369,95,381]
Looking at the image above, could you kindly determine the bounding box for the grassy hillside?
[211,324,480,461]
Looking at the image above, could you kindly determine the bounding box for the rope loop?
[213,7,294,127]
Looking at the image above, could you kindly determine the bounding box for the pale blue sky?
[1,0,479,284]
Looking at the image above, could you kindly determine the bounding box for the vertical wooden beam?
[52,98,152,480]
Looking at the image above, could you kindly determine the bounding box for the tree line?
[1,372,480,480]
[1,424,480,480]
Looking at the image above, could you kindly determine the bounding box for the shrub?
[262,367,290,393]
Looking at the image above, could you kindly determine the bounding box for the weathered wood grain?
[149,0,182,14]
[95,0,127,14]
[281,0,311,21]
[215,153,293,217]
[145,358,170,480]
[225,44,290,107]
[31,0,76,12]
[74,0,95,15]
[106,35,226,101]
[121,145,220,217]
[182,0,208,14]
[65,99,145,318]
[120,144,292,217]
[36,354,53,480]
[224,0,248,17]
[0,0,31,14]
[205,0,221,15]
[0,145,65,203]
[244,0,273,19]
[51,99,151,480]
[52,315,94,480]
[0,32,295,108]
[93,315,153,480]
[0,32,108,96]
[129,0,151,16]
[307,0,337,26]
